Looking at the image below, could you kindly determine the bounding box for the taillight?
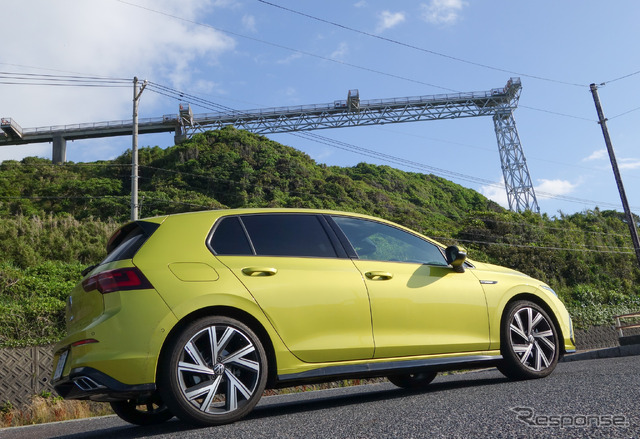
[82,267,153,294]
[71,339,99,347]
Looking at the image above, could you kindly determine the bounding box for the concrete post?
[52,136,66,164]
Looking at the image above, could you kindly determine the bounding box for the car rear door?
[210,213,374,363]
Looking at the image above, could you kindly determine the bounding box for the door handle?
[241,267,278,277]
[365,271,393,280]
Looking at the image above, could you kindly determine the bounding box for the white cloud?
[331,42,350,60]
[0,144,52,162]
[535,179,578,199]
[211,0,237,7]
[582,150,640,170]
[0,0,235,131]
[480,181,509,208]
[242,15,257,32]
[283,87,297,98]
[481,177,578,207]
[314,148,334,161]
[619,158,640,170]
[583,149,607,161]
[376,11,406,32]
[420,0,467,25]
[276,53,303,65]
[354,1,367,8]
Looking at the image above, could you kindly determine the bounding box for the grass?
[1,380,389,428]
[0,393,112,428]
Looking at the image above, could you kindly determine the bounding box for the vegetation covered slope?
[0,127,639,346]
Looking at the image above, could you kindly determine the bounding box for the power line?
[140,83,526,201]
[0,71,130,82]
[374,125,640,181]
[146,82,238,114]
[139,196,219,210]
[1,194,634,255]
[0,188,634,249]
[116,0,457,93]
[292,131,498,187]
[602,69,640,85]
[2,159,633,239]
[0,71,130,87]
[0,81,129,88]
[256,0,587,88]
[291,132,634,210]
[519,104,596,122]
[0,62,118,78]
[610,105,640,120]
[2,160,636,243]
[470,216,633,239]
[0,195,126,201]
[436,236,636,255]
[116,1,598,122]
[98,78,640,210]
[258,0,640,92]
[0,66,619,213]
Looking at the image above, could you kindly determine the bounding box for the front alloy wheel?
[159,316,268,426]
[498,300,559,380]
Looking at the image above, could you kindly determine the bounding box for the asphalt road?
[2,356,638,439]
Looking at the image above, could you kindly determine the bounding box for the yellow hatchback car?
[52,208,575,426]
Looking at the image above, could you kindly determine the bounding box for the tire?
[158,316,268,426]
[110,395,173,425]
[387,371,437,389]
[498,300,560,380]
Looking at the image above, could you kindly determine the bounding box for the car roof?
[143,207,383,223]
[140,208,451,250]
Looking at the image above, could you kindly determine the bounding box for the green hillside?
[1,126,639,346]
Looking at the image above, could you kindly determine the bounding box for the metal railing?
[614,312,640,337]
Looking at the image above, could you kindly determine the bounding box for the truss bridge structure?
[1,78,538,213]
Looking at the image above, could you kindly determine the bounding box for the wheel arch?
[500,293,567,355]
[156,306,279,389]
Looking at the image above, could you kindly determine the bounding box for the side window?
[332,216,447,266]
[241,214,337,258]
[210,217,253,255]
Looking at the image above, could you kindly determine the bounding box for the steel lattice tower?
[493,103,540,213]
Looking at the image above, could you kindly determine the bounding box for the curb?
[561,343,640,362]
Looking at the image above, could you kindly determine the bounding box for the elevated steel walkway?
[0,79,521,146]
[0,78,539,212]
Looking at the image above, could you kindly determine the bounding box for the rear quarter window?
[210,217,253,255]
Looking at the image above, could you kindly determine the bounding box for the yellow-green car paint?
[52,208,575,422]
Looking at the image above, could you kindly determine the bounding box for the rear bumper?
[54,367,155,402]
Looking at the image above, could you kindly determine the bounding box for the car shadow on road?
[49,374,509,438]
[251,374,509,420]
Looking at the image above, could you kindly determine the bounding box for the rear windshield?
[101,221,159,264]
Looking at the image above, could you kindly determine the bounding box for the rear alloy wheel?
[387,371,437,389]
[110,395,173,425]
[498,300,559,380]
[159,316,267,426]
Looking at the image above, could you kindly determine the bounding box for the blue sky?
[2,0,640,216]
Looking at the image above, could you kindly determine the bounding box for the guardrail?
[614,312,640,337]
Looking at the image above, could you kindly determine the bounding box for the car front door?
[331,215,490,358]
[210,213,374,363]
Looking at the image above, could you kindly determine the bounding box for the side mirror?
[445,246,467,273]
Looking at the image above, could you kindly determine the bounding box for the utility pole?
[131,76,147,221]
[590,83,640,267]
